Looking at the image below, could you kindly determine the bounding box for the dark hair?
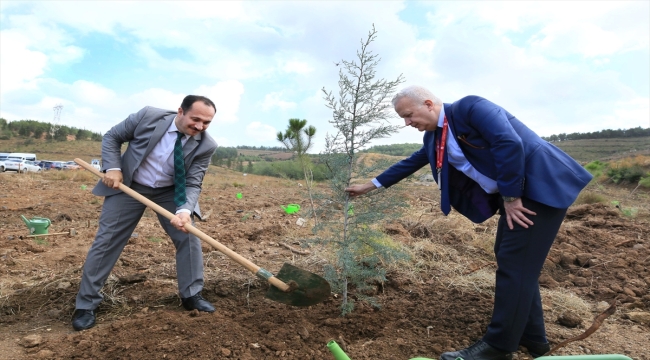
[180,95,216,113]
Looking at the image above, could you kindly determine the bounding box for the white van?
[7,153,37,162]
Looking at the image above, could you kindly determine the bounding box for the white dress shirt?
[132,119,189,188]
[372,107,499,194]
[109,117,191,213]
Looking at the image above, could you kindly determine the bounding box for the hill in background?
[363,136,650,164]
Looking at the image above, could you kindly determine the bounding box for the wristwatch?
[502,196,519,202]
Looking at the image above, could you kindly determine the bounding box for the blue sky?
[1,1,648,153]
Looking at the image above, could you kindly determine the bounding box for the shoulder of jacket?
[201,131,218,148]
[451,96,496,114]
[139,106,176,117]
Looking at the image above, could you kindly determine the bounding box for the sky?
[1,1,649,153]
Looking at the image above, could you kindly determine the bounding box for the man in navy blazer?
[346,86,592,360]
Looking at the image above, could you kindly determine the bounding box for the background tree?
[277,118,318,223]
[316,25,409,315]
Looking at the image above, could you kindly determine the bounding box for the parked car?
[91,159,101,171]
[0,153,8,172]
[36,161,59,170]
[4,159,42,173]
[52,161,65,170]
[64,161,81,170]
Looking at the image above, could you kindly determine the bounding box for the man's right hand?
[345,182,377,197]
[103,170,123,189]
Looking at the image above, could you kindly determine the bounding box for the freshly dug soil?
[0,171,648,359]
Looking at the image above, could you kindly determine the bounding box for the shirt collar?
[437,106,446,128]
[168,117,186,138]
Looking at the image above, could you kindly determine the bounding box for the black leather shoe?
[519,338,550,358]
[181,292,215,313]
[72,309,96,331]
[440,340,512,360]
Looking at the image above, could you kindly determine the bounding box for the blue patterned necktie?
[173,131,186,207]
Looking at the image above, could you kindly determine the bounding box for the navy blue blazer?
[376,96,593,223]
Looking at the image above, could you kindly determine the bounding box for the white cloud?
[195,80,245,124]
[245,122,277,143]
[282,60,313,74]
[261,92,297,111]
[71,80,118,107]
[127,88,185,111]
[0,31,47,92]
[0,0,646,154]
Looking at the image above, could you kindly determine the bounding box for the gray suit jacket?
[92,106,218,219]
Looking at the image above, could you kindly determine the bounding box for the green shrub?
[250,160,329,181]
[607,165,646,184]
[585,160,607,178]
[638,175,650,189]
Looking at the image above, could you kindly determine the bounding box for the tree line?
[235,145,288,151]
[0,118,103,141]
[542,126,649,142]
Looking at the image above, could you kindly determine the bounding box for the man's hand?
[103,170,123,189]
[170,212,191,233]
[345,182,377,197]
[503,198,536,230]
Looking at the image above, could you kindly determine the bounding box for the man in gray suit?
[72,95,219,331]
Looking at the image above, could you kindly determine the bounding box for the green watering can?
[21,215,51,235]
[280,204,301,214]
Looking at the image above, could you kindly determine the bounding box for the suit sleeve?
[375,147,429,188]
[180,141,218,213]
[464,98,525,197]
[101,107,150,171]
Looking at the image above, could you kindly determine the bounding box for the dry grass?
[541,288,592,319]
[41,169,97,182]
[574,190,608,205]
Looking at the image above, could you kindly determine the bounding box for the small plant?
[585,160,607,179]
[232,182,245,188]
[611,201,638,218]
[277,118,318,224]
[148,237,164,243]
[315,25,409,316]
[32,237,49,245]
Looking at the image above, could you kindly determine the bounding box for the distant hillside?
[550,137,650,163]
[362,143,421,157]
[0,137,103,163]
[0,118,103,142]
[362,137,650,164]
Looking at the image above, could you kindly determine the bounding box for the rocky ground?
[0,167,648,360]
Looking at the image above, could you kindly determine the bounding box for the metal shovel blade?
[265,263,331,307]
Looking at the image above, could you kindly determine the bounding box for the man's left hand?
[171,213,191,233]
[503,198,536,230]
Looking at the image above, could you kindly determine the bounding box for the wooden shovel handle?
[75,158,290,292]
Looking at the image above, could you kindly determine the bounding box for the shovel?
[74,158,330,307]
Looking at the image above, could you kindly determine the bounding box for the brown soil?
[0,169,649,360]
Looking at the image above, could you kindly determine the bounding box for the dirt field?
[0,167,649,360]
